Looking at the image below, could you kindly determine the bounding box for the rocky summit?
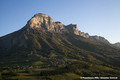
[26,13,110,42]
[28,13,56,31]
[28,13,111,44]
[26,13,90,37]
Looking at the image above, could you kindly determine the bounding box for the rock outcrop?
[27,13,91,38]
[28,13,55,31]
[89,36,110,45]
[27,13,112,46]
[113,42,120,48]
[79,31,89,38]
[65,24,79,35]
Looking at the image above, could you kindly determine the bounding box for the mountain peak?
[26,13,81,34]
[0,13,119,55]
[34,13,49,18]
[28,13,55,30]
[24,13,111,45]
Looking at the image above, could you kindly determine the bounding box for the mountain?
[0,13,111,53]
[89,36,110,46]
[0,12,120,67]
[0,13,120,80]
[113,42,120,48]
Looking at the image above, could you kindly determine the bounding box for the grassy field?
[1,63,120,80]
[1,68,80,80]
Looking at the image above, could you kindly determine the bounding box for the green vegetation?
[0,31,120,80]
[0,62,120,80]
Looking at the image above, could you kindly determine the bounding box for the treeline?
[39,62,120,77]
[40,62,90,76]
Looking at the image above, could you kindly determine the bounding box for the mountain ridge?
[0,13,117,55]
[0,13,120,63]
[0,13,120,80]
[27,13,111,45]
[0,13,119,45]
[113,42,120,48]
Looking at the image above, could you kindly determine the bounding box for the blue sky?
[0,0,120,43]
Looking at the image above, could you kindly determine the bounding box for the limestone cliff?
[27,13,90,38]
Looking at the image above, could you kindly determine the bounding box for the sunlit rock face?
[23,13,110,44]
[27,13,67,33]
[22,13,111,44]
[55,22,66,33]
[27,13,91,38]
[79,31,89,38]
[65,24,79,35]
[27,13,81,34]
[28,13,56,32]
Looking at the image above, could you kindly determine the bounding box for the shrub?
[0,72,1,76]
[2,71,18,76]
[24,69,32,73]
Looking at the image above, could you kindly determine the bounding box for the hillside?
[0,13,120,80]
[113,42,120,48]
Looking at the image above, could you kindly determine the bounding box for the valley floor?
[0,64,120,80]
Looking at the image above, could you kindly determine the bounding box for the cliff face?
[65,24,79,35]
[28,13,56,31]
[79,31,89,38]
[27,13,91,38]
[27,13,79,34]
